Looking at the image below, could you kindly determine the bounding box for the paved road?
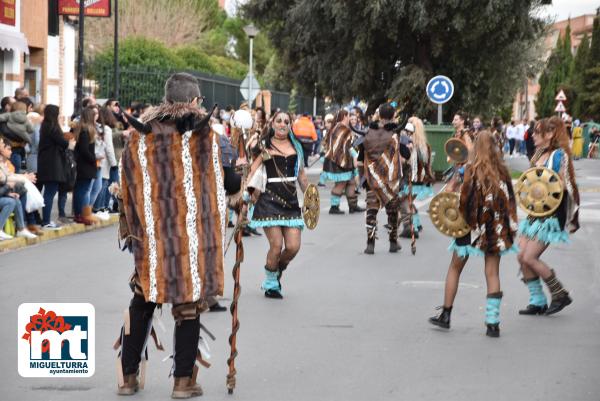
[1,158,599,401]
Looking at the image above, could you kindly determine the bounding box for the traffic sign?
[555,90,567,102]
[240,73,261,102]
[426,75,454,105]
[555,101,566,113]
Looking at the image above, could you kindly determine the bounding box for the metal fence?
[93,65,325,115]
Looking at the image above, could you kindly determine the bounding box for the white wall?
[61,22,75,119]
[47,36,60,80]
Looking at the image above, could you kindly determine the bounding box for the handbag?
[59,149,77,191]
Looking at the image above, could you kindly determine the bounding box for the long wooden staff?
[226,126,251,394]
[226,204,244,394]
[408,166,416,255]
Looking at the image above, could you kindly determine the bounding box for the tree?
[243,0,547,118]
[570,34,590,118]
[535,25,575,118]
[580,10,600,120]
[86,0,223,53]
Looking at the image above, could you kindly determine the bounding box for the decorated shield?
[428,192,471,238]
[444,138,469,164]
[515,167,564,217]
[302,184,320,230]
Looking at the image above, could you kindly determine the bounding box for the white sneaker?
[43,221,62,230]
[0,231,13,240]
[95,211,110,221]
[16,229,37,239]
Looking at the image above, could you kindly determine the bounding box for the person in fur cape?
[115,73,242,398]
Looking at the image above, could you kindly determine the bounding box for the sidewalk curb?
[0,215,119,253]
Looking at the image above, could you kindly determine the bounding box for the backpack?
[59,149,77,192]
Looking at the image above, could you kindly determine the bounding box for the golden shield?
[444,138,469,164]
[515,167,564,217]
[302,184,320,230]
[428,192,471,238]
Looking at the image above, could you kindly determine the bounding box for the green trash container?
[425,124,455,176]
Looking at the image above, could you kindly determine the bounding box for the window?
[48,0,59,36]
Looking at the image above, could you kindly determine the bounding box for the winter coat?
[99,125,117,179]
[37,123,69,183]
[0,110,33,145]
[74,128,97,180]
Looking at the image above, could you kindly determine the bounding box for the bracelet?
[242,190,251,203]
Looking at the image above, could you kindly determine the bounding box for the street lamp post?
[243,24,259,108]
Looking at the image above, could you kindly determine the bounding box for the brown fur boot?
[171,376,203,399]
[117,373,139,396]
[82,206,100,225]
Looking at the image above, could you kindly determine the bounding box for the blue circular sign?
[426,75,454,105]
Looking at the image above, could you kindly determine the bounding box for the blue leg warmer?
[261,268,281,293]
[485,293,503,325]
[331,195,341,207]
[526,278,547,307]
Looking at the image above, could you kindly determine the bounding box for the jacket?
[74,128,97,180]
[37,123,69,183]
[0,110,33,145]
[292,116,317,142]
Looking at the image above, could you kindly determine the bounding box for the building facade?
[0,0,75,118]
[513,14,595,122]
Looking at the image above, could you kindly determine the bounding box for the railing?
[92,66,325,115]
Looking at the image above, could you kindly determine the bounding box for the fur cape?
[323,123,354,170]
[120,102,227,305]
[459,164,518,254]
[363,125,402,204]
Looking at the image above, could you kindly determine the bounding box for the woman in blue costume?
[321,110,364,214]
[399,116,434,238]
[429,131,518,337]
[246,111,310,299]
[517,117,580,315]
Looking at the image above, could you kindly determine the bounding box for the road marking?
[402,281,480,289]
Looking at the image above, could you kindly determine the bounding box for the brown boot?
[27,224,44,236]
[171,376,203,399]
[117,373,139,396]
[82,206,100,225]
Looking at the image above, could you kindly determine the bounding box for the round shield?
[232,110,254,129]
[302,184,320,230]
[444,138,469,164]
[515,167,564,217]
[428,192,471,238]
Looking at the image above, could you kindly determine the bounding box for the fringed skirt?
[448,233,519,258]
[249,184,304,230]
[518,193,569,245]
[321,158,356,182]
[401,183,434,200]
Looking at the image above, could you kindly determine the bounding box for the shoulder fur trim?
[141,103,205,123]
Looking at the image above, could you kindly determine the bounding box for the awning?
[0,29,29,55]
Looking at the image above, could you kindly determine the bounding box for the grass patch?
[511,170,523,179]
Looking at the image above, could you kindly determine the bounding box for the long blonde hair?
[470,130,509,195]
[408,116,428,158]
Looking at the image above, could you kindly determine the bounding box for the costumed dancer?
[246,111,310,299]
[429,130,518,337]
[318,113,335,186]
[444,112,474,193]
[360,103,411,254]
[399,116,434,239]
[321,110,364,214]
[114,73,242,398]
[517,116,579,315]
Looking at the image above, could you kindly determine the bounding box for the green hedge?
[90,37,249,102]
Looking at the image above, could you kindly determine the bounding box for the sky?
[541,0,598,21]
